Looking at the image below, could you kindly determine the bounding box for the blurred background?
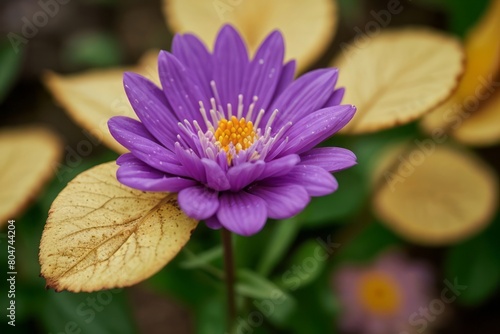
[0,0,499,333]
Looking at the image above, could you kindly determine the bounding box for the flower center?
[177,81,291,167]
[357,272,402,315]
[214,116,256,157]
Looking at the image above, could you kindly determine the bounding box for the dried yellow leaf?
[0,127,61,226]
[163,0,336,72]
[43,51,159,154]
[456,0,500,99]
[39,162,198,292]
[453,90,500,145]
[421,0,500,146]
[333,28,464,134]
[373,144,498,246]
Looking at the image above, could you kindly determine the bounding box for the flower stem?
[221,228,237,332]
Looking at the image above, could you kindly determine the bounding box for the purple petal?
[212,25,249,113]
[109,116,156,146]
[241,31,284,115]
[268,69,339,129]
[226,161,265,191]
[249,184,309,219]
[300,147,357,172]
[270,164,339,196]
[178,185,219,220]
[258,154,300,180]
[116,154,196,192]
[217,191,267,236]
[324,87,345,107]
[174,143,207,183]
[204,215,223,230]
[158,51,208,127]
[171,33,213,98]
[278,105,356,156]
[272,60,296,100]
[202,158,231,191]
[108,117,189,177]
[117,152,142,165]
[123,72,179,151]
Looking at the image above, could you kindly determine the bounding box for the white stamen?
[210,80,222,109]
[254,109,265,129]
[263,126,272,140]
[246,96,258,121]
[198,101,213,130]
[205,147,216,160]
[192,120,203,133]
[177,122,192,139]
[183,119,195,133]
[176,134,188,148]
[265,109,279,129]
[209,108,220,127]
[237,94,244,119]
[273,122,292,142]
[209,98,221,125]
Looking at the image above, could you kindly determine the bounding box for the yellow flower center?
[357,272,402,315]
[214,116,256,161]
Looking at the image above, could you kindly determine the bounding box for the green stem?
[221,228,237,333]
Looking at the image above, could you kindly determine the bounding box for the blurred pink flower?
[333,251,434,334]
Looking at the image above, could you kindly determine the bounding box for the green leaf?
[444,0,491,36]
[335,222,401,264]
[256,219,300,276]
[286,276,338,334]
[40,289,137,334]
[235,269,296,327]
[280,239,328,290]
[234,229,272,269]
[0,40,23,103]
[194,295,226,334]
[236,269,291,300]
[298,168,367,227]
[445,219,500,306]
[180,246,223,269]
[62,32,122,68]
[147,255,220,308]
[1,206,46,324]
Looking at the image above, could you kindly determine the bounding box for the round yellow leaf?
[0,127,61,226]
[39,162,198,292]
[163,0,337,72]
[333,28,464,134]
[43,51,159,154]
[373,145,498,246]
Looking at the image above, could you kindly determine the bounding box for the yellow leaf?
[0,127,61,226]
[421,0,500,146]
[43,51,159,154]
[454,90,500,145]
[39,162,198,292]
[457,0,500,99]
[333,28,464,134]
[163,0,337,72]
[373,144,498,246]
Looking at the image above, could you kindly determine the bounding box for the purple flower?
[333,251,434,334]
[108,25,356,236]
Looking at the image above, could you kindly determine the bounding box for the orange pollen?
[357,271,402,316]
[214,116,256,157]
